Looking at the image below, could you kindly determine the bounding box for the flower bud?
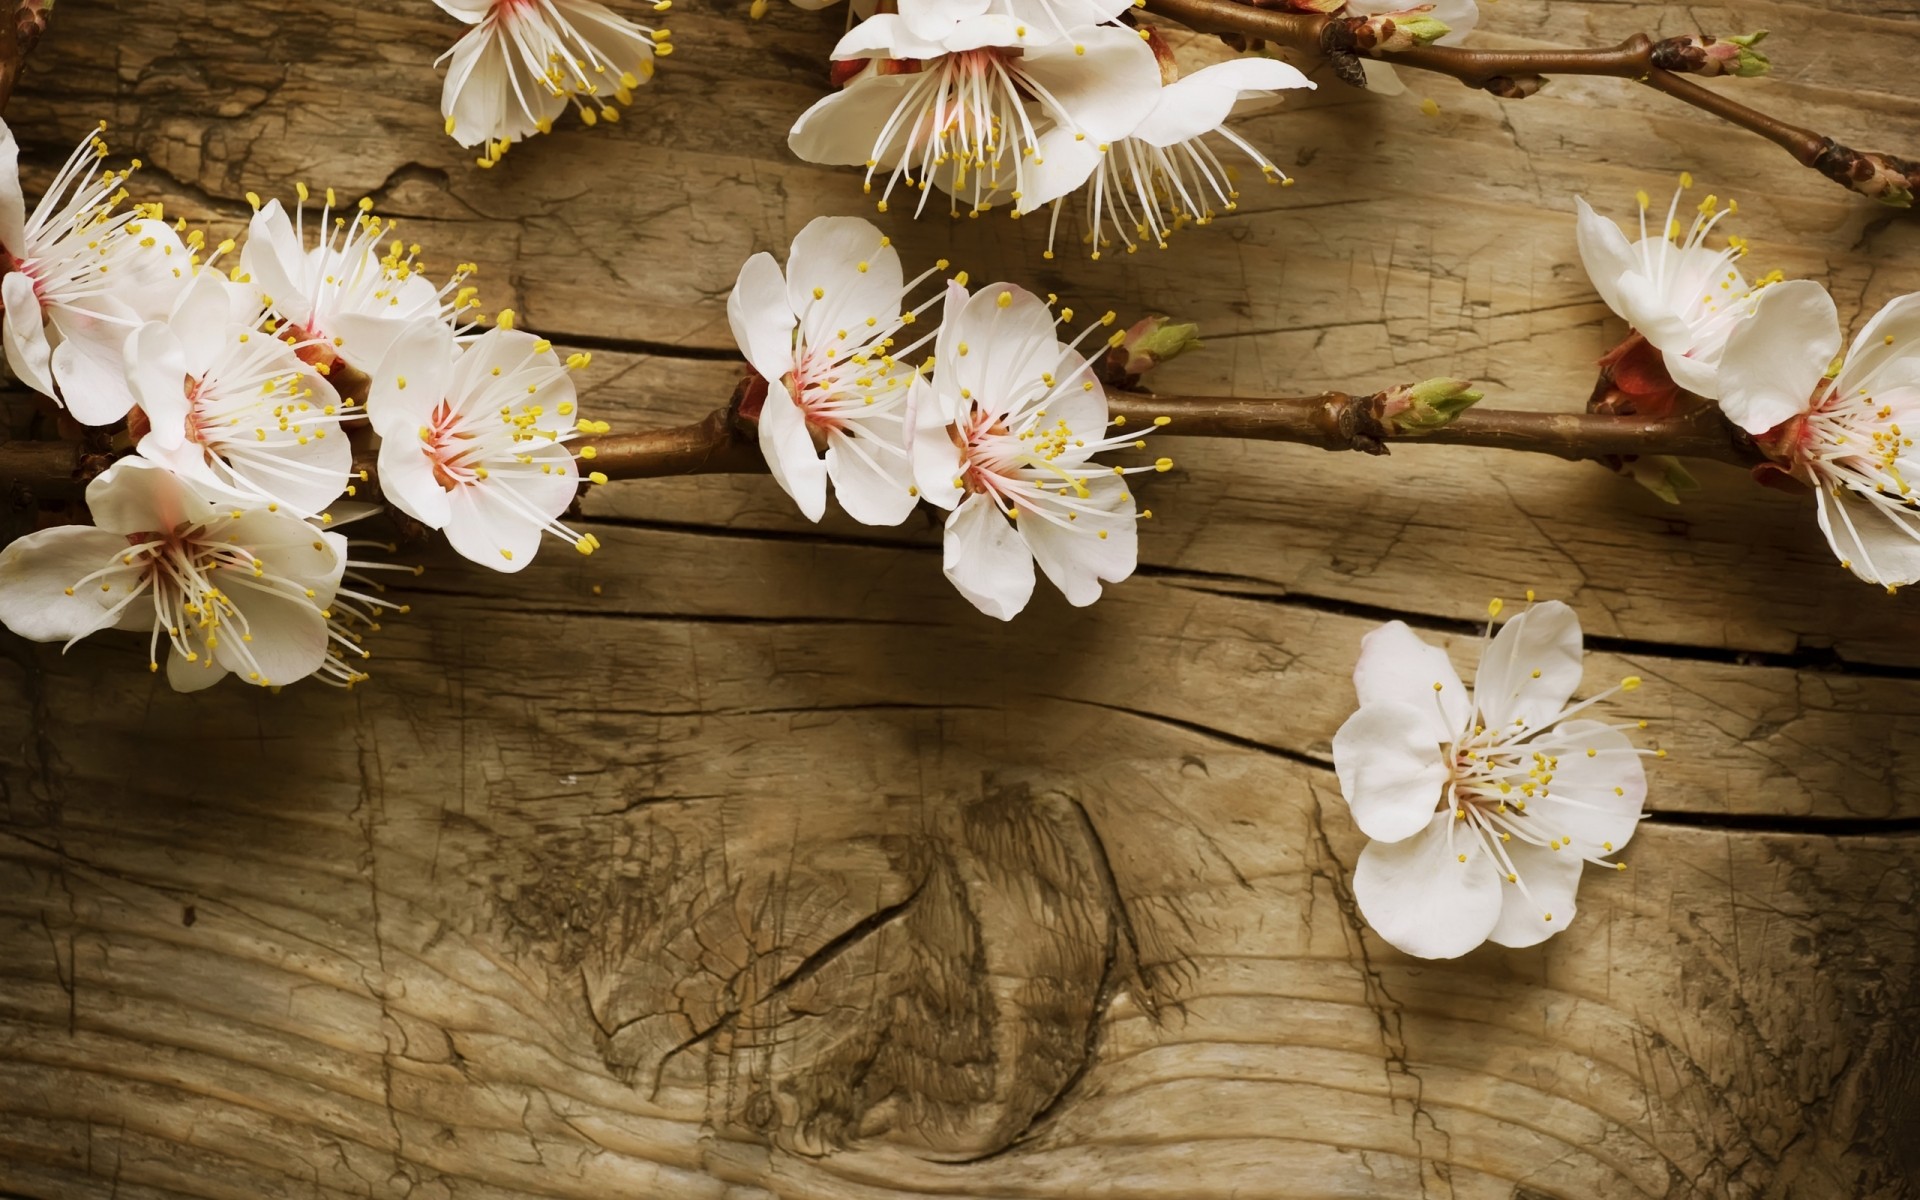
[1813,142,1919,209]
[1651,31,1771,79]
[1098,315,1202,391]
[1379,378,1483,434]
[1344,8,1452,53]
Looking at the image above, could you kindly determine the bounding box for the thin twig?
[1142,0,1920,206]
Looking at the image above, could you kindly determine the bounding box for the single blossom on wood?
[1331,600,1651,959]
[726,215,942,526]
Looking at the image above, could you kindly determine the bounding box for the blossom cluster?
[1578,179,1920,590]
[730,214,1169,618]
[0,119,609,690]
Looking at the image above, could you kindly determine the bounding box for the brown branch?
[1142,0,1920,207]
[0,390,1767,518]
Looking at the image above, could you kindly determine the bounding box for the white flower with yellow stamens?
[365,318,599,572]
[1030,56,1313,259]
[1576,177,1773,399]
[727,216,944,525]
[433,0,668,167]
[789,17,1161,220]
[0,458,352,692]
[910,282,1165,619]
[237,189,479,380]
[1719,283,1920,590]
[126,271,351,518]
[1330,599,1652,960]
[0,117,186,426]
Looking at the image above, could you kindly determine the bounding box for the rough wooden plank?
[4,0,1920,1197]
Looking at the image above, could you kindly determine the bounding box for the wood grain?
[3,1,1919,1198]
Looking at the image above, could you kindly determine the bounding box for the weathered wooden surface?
[4,1,1920,1197]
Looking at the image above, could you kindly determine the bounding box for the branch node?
[1482,74,1547,99]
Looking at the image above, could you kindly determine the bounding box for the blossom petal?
[1021,473,1136,607]
[2,271,54,397]
[224,510,346,595]
[944,490,1034,620]
[364,321,458,438]
[1016,26,1160,142]
[757,379,829,522]
[1717,279,1840,435]
[1486,838,1584,949]
[1529,718,1647,854]
[49,321,139,427]
[432,0,492,22]
[0,525,138,643]
[84,458,221,535]
[1017,126,1102,213]
[125,322,191,452]
[167,644,230,693]
[1352,620,1468,742]
[0,118,25,254]
[1132,58,1313,148]
[212,580,330,686]
[944,284,1058,421]
[909,376,965,511]
[1353,812,1503,960]
[441,445,577,572]
[1332,701,1450,844]
[825,425,918,526]
[831,13,949,59]
[377,434,455,530]
[1836,292,1920,398]
[898,0,990,41]
[1357,59,1406,96]
[1574,197,1636,321]
[1814,483,1920,588]
[789,73,922,167]
[1472,600,1584,732]
[785,216,903,349]
[727,250,797,385]
[239,199,312,316]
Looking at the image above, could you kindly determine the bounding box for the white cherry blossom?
[1330,600,1651,959]
[1576,179,1773,399]
[237,189,478,380]
[1718,283,1920,589]
[911,281,1164,619]
[1031,56,1313,258]
[0,458,352,691]
[434,0,666,167]
[0,118,186,426]
[727,216,942,525]
[789,18,1161,219]
[365,320,599,572]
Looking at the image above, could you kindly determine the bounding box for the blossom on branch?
[366,318,599,572]
[433,0,668,168]
[1719,282,1920,590]
[0,118,185,426]
[238,189,479,379]
[1034,54,1313,258]
[727,216,942,525]
[1576,178,1771,400]
[910,282,1164,619]
[789,15,1161,219]
[1331,600,1651,959]
[0,458,357,691]
[126,272,351,517]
